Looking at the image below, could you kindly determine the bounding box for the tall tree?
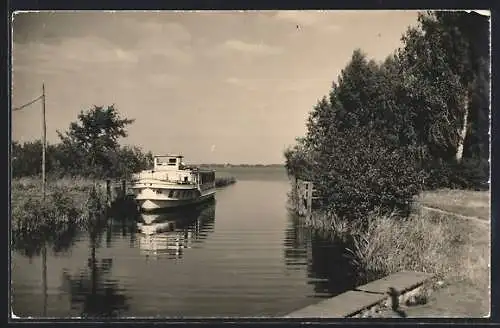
[57,105,134,178]
[399,11,490,164]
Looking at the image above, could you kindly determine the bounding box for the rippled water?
[11,168,358,318]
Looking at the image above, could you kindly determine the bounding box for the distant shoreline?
[197,164,285,168]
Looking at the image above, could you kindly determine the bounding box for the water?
[11,167,358,318]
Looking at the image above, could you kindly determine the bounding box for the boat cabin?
[154,155,186,171]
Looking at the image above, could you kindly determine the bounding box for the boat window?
[169,190,174,198]
[168,158,177,166]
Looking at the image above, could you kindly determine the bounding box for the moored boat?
[131,154,216,212]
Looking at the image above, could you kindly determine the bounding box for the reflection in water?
[12,216,82,317]
[12,222,80,258]
[61,215,130,318]
[284,213,359,298]
[137,201,216,260]
[12,177,366,317]
[61,258,129,318]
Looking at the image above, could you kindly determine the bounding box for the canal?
[11,167,358,318]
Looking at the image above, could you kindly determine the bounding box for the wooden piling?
[121,179,126,198]
[294,178,317,218]
[106,179,111,207]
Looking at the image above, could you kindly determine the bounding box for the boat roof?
[154,154,183,158]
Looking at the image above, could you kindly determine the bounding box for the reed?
[305,204,489,296]
[11,177,109,256]
[215,176,237,187]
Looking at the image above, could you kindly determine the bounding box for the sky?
[12,10,421,164]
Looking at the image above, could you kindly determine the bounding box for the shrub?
[315,127,426,222]
[424,157,489,190]
[11,189,84,256]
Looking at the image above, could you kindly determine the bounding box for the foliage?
[345,210,470,285]
[284,10,490,223]
[315,127,425,220]
[11,189,83,257]
[283,137,315,181]
[57,105,134,177]
[12,105,154,179]
[424,158,490,191]
[397,11,490,183]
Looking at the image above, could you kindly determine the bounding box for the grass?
[11,176,98,209]
[303,188,490,316]
[11,176,137,258]
[415,188,490,221]
[11,176,108,238]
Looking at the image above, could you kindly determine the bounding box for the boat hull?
[137,192,215,212]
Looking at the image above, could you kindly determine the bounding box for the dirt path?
[419,205,489,227]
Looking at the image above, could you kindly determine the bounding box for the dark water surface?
[12,167,358,318]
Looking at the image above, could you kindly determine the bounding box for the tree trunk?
[456,90,470,162]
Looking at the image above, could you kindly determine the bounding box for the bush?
[424,158,489,190]
[11,189,84,256]
[315,128,426,222]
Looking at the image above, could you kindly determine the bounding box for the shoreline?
[292,188,490,318]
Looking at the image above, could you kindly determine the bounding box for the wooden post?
[41,83,47,201]
[306,181,313,217]
[106,179,111,206]
[121,179,126,198]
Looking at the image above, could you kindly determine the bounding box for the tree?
[284,137,315,181]
[108,146,154,179]
[314,126,425,222]
[57,105,134,178]
[333,49,384,131]
[399,11,490,164]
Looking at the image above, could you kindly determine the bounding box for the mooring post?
[306,181,313,217]
[106,179,111,206]
[121,179,126,198]
[297,179,305,216]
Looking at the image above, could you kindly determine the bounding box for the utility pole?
[42,83,46,201]
[12,84,47,199]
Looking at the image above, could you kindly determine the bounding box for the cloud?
[274,10,341,32]
[225,39,282,55]
[59,36,139,64]
[209,39,282,58]
[12,16,195,81]
[12,36,139,80]
[224,77,259,91]
[138,20,192,43]
[130,21,194,65]
[147,73,180,88]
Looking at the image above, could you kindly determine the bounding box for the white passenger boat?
[131,154,216,212]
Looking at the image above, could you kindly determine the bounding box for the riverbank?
[302,188,490,317]
[11,177,96,206]
[215,176,237,187]
[11,177,106,233]
[11,175,238,229]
